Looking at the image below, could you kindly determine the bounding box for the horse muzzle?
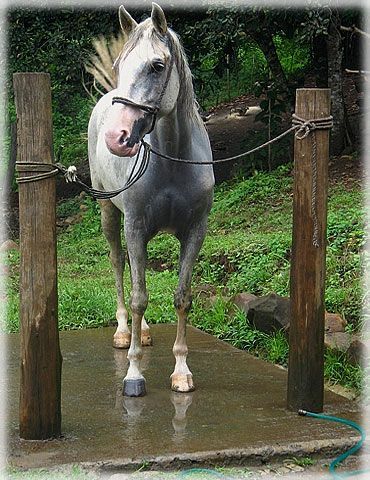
[105,130,141,157]
[104,106,152,158]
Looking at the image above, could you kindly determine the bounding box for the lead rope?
[16,140,151,200]
[15,114,333,244]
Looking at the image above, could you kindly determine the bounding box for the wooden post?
[287,88,331,413]
[13,73,62,439]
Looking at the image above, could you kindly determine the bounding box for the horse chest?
[150,188,197,229]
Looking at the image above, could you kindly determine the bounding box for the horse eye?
[151,60,165,73]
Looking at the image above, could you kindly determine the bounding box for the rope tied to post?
[292,114,333,248]
[292,113,333,139]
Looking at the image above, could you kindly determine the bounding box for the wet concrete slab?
[6,325,361,472]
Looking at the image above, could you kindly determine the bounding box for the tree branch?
[340,25,370,39]
[345,68,370,75]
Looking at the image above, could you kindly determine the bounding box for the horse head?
[104,3,179,157]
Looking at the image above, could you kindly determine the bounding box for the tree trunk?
[251,30,290,102]
[327,10,346,155]
[312,34,328,87]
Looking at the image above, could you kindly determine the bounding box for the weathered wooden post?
[13,73,62,439]
[287,88,331,413]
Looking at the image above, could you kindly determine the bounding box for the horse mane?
[87,19,202,124]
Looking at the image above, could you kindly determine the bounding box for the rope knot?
[292,113,333,140]
[65,166,77,183]
[295,120,315,139]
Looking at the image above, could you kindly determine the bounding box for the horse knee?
[174,288,192,313]
[130,291,148,316]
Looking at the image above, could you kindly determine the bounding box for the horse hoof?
[123,378,146,397]
[141,329,153,347]
[113,332,131,349]
[171,374,195,393]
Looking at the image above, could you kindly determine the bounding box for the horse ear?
[119,5,137,35]
[151,2,167,36]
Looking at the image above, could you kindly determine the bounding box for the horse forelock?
[116,20,201,125]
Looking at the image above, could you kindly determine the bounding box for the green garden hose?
[298,409,368,479]
[179,411,367,479]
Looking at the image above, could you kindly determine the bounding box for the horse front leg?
[171,221,207,393]
[123,226,148,397]
[99,200,130,349]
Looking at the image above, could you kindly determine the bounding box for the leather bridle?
[111,33,175,134]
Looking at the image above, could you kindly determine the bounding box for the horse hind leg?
[171,222,207,393]
[99,200,131,349]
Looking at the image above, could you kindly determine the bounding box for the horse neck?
[150,102,197,158]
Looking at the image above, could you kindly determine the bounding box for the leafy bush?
[274,33,311,78]
[53,94,94,167]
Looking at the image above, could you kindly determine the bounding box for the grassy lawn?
[3,164,364,392]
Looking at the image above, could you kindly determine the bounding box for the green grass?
[3,165,364,392]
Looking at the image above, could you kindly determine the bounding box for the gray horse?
[88,3,214,397]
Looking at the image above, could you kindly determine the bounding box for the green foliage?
[192,299,289,366]
[324,350,363,392]
[8,8,117,110]
[326,186,364,324]
[274,34,311,78]
[56,197,81,218]
[53,94,94,167]
[291,457,316,467]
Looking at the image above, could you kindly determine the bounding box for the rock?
[64,213,82,225]
[324,332,352,352]
[275,466,291,474]
[0,239,19,252]
[232,292,257,315]
[79,204,89,212]
[245,105,262,115]
[347,337,369,366]
[325,312,347,333]
[247,293,290,334]
[193,284,217,300]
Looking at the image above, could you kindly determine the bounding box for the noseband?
[111,33,175,133]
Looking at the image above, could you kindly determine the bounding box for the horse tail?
[84,32,126,96]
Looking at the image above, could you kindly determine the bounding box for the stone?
[247,293,290,334]
[193,284,217,298]
[232,292,257,315]
[64,213,82,225]
[324,332,352,353]
[0,239,19,252]
[325,312,347,333]
[346,336,369,366]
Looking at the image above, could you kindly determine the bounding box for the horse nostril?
[118,130,129,145]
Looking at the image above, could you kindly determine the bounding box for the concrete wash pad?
[6,325,362,473]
